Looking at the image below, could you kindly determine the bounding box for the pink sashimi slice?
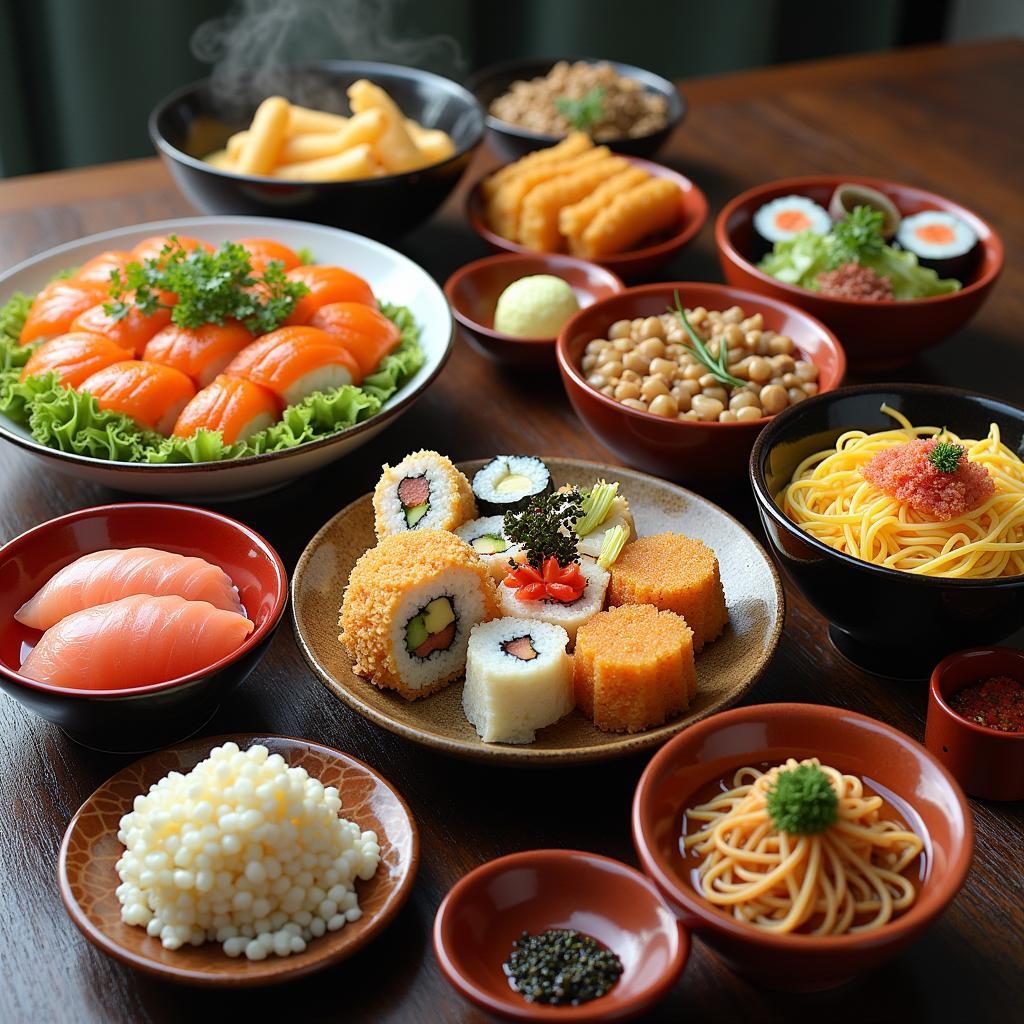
[15,547,244,631]
[18,595,254,690]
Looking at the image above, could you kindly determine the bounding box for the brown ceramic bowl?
[444,253,625,367]
[556,282,846,489]
[926,647,1024,801]
[466,157,708,280]
[632,702,974,990]
[716,175,1004,371]
[433,849,688,1021]
[59,734,418,987]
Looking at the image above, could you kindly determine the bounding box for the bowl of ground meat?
[715,176,1004,372]
[466,58,685,161]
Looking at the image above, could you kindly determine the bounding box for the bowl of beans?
[466,57,685,162]
[556,282,846,489]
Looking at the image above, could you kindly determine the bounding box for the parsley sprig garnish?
[826,205,885,270]
[504,491,583,570]
[929,440,965,474]
[765,764,838,835]
[105,238,308,335]
[671,291,745,388]
[554,86,605,132]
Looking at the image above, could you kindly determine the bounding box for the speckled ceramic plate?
[58,734,418,987]
[292,459,784,764]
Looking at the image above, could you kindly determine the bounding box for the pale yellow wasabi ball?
[493,274,580,338]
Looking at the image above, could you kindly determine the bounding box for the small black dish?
[465,57,685,162]
[750,383,1024,680]
[149,61,484,239]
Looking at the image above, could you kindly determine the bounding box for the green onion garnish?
[597,525,629,569]
[575,480,618,537]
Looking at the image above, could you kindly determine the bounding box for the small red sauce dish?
[632,703,973,991]
[716,175,1004,371]
[556,281,845,489]
[433,848,688,1021]
[0,503,287,753]
[466,157,708,280]
[444,253,624,368]
[926,647,1024,801]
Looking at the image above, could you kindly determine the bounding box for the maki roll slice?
[339,530,499,700]
[472,456,552,515]
[373,450,477,537]
[462,618,574,744]
[896,211,978,279]
[752,195,830,256]
[454,516,523,581]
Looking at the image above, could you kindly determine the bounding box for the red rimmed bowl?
[0,504,287,752]
[926,647,1024,801]
[556,281,846,489]
[632,702,974,991]
[444,253,625,368]
[715,175,1004,371]
[466,157,708,280]
[433,849,688,1022]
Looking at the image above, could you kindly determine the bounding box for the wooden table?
[1,40,1022,1024]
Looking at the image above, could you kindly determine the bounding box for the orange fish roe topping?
[861,438,995,521]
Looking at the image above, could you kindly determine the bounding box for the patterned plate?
[58,734,418,986]
[292,458,785,764]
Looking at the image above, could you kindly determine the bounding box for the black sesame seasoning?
[503,928,623,1005]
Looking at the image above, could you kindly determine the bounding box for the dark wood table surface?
[1,39,1022,1024]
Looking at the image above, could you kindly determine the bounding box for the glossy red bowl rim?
[632,702,975,954]
[0,503,288,699]
[930,646,1024,739]
[556,281,847,430]
[433,848,689,1022]
[465,156,709,270]
[715,173,1005,309]
[444,252,626,346]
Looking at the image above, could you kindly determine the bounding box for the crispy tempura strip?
[519,156,630,251]
[234,96,290,175]
[271,143,380,181]
[579,177,683,257]
[404,120,456,164]
[348,79,424,173]
[487,146,610,241]
[560,166,651,252]
[481,132,592,201]
[288,105,349,134]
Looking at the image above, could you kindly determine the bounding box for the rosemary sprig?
[670,291,745,388]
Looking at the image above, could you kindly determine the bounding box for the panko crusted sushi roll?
[454,516,522,581]
[339,530,499,700]
[471,455,552,515]
[373,450,477,537]
[463,618,573,744]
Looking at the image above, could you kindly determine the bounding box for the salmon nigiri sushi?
[16,546,244,630]
[309,301,400,376]
[18,595,254,690]
[143,320,254,387]
[237,237,301,272]
[284,265,376,324]
[19,280,107,346]
[173,375,281,445]
[21,332,133,388]
[72,300,172,357]
[79,361,196,435]
[130,234,213,265]
[226,326,362,406]
[74,249,132,288]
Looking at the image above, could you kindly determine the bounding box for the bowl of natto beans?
[557,282,846,488]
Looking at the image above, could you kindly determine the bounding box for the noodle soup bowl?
[750,383,1024,679]
[632,702,974,990]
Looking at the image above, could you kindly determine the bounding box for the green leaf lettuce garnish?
[554,86,605,132]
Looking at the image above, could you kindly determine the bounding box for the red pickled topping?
[861,438,995,520]
[503,555,586,603]
[950,675,1024,732]
[817,262,893,301]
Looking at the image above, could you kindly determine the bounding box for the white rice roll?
[753,195,831,243]
[454,516,522,581]
[497,559,609,646]
[577,495,637,559]
[471,455,552,514]
[896,211,977,261]
[373,449,477,538]
[463,618,573,744]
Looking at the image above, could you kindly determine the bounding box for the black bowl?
[465,57,685,162]
[149,61,484,239]
[750,384,1024,680]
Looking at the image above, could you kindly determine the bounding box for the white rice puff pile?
[115,742,381,960]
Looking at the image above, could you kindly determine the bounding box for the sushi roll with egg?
[472,456,552,515]
[462,618,574,744]
[339,530,499,700]
[373,450,477,537]
[455,516,522,581]
[752,195,831,256]
[896,210,978,278]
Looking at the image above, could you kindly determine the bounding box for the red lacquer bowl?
[444,253,624,368]
[715,175,1003,371]
[633,703,974,990]
[926,647,1024,802]
[433,849,688,1021]
[466,157,708,280]
[556,281,846,489]
[0,503,287,752]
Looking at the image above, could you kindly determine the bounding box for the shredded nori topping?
[503,490,583,569]
[504,929,622,1005]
